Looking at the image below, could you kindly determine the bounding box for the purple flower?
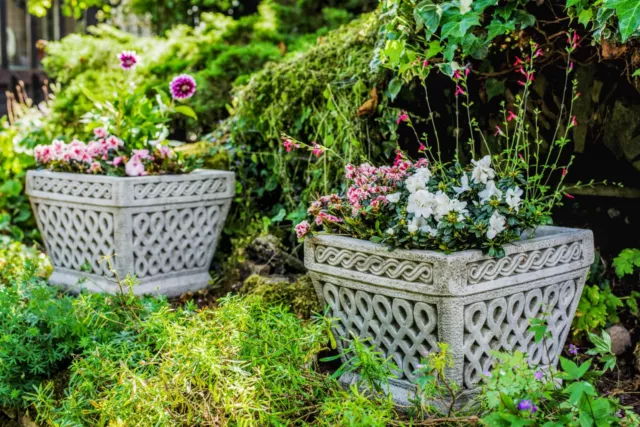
[118,50,139,70]
[170,74,197,100]
[483,370,492,378]
[568,344,579,356]
[534,371,544,381]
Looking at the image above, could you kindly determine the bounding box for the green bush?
[30,294,334,426]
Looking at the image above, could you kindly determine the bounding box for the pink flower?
[569,62,574,71]
[562,168,568,177]
[571,116,578,126]
[132,149,151,160]
[283,139,300,152]
[34,145,52,163]
[514,57,524,67]
[111,156,124,167]
[88,162,101,173]
[397,110,409,124]
[455,85,465,97]
[345,164,356,179]
[453,70,462,80]
[494,126,504,136]
[169,74,197,100]
[94,127,108,138]
[423,59,429,67]
[311,143,323,158]
[125,157,146,177]
[87,141,104,158]
[118,50,139,70]
[415,158,429,168]
[418,143,426,152]
[507,111,517,122]
[534,48,543,58]
[565,193,575,199]
[295,221,311,239]
[105,136,123,150]
[67,140,88,162]
[156,145,175,159]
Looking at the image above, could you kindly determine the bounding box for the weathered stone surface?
[26,169,234,296]
[606,324,632,355]
[305,226,593,405]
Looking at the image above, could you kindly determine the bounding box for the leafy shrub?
[240,274,319,318]
[30,295,334,426]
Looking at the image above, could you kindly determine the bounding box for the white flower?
[471,155,495,184]
[448,199,469,219]
[405,168,432,193]
[407,217,437,236]
[487,211,506,240]
[386,192,401,203]
[386,228,395,235]
[433,191,451,221]
[505,187,524,212]
[453,173,471,194]
[459,0,472,14]
[407,190,435,219]
[479,180,503,204]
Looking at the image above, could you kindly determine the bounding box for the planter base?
[49,269,213,297]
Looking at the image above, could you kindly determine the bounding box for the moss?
[240,274,319,318]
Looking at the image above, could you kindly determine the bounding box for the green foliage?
[612,248,640,278]
[479,327,639,426]
[240,274,320,318]
[225,11,398,241]
[317,386,396,427]
[29,294,334,426]
[574,284,623,335]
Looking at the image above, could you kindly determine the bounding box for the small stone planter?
[305,226,593,404]
[26,169,234,296]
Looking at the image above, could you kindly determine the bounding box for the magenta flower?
[282,139,300,152]
[94,127,108,138]
[571,116,578,127]
[118,50,139,70]
[494,126,504,137]
[125,157,146,177]
[455,85,465,97]
[170,74,197,100]
[507,111,517,122]
[295,220,311,239]
[397,110,409,124]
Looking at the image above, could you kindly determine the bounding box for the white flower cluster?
[389,156,524,241]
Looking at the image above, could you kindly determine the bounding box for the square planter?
[26,169,234,296]
[305,226,593,404]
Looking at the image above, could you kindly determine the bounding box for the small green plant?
[413,343,462,416]
[612,248,640,279]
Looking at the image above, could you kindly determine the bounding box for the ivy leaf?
[425,40,444,59]
[486,18,516,41]
[440,13,481,40]
[485,77,505,101]
[414,1,442,36]
[387,77,403,102]
[578,8,593,27]
[567,0,588,13]
[514,10,536,29]
[605,0,640,42]
[473,0,498,12]
[443,43,459,62]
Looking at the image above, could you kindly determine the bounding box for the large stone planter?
[305,226,593,403]
[26,169,234,296]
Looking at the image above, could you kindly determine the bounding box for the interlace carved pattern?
[31,176,112,199]
[133,178,228,200]
[132,205,223,277]
[34,203,115,276]
[315,245,433,284]
[467,241,583,285]
[462,280,577,388]
[321,281,438,381]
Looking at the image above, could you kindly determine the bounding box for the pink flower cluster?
[34,130,123,168]
[34,127,178,176]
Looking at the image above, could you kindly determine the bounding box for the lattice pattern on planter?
[133,177,228,200]
[320,281,438,381]
[462,279,577,388]
[34,203,115,277]
[31,176,113,199]
[132,205,223,277]
[315,245,433,284]
[467,241,583,285]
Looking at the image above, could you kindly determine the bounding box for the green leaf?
[175,105,198,120]
[425,40,444,59]
[440,13,481,40]
[414,1,442,36]
[473,0,498,12]
[387,77,403,102]
[485,78,505,101]
[514,10,536,29]
[0,180,23,197]
[633,69,640,77]
[486,19,516,41]
[578,8,593,27]
[605,0,640,42]
[612,248,640,277]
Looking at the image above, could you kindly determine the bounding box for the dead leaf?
[357,87,378,117]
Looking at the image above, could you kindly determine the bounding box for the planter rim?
[26,168,235,207]
[305,225,589,260]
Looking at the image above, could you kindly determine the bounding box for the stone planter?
[26,169,234,296]
[305,226,593,403]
